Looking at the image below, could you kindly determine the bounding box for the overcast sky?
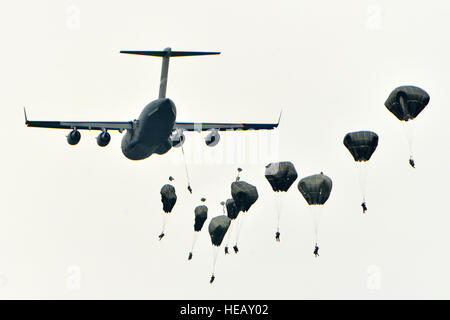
[1,0,449,299]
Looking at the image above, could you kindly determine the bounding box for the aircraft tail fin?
[120,47,220,99]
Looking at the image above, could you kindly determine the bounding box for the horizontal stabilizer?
[120,47,220,98]
[120,50,220,57]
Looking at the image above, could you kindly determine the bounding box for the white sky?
[1,0,449,299]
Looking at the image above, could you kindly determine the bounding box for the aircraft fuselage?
[121,98,176,160]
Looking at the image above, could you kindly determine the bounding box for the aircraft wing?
[25,120,133,131]
[174,111,282,132]
[174,122,279,131]
[24,109,133,132]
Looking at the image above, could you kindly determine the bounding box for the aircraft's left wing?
[175,122,279,131]
[174,112,282,132]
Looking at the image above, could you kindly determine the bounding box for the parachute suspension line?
[224,222,234,248]
[359,161,370,213]
[359,161,369,203]
[273,192,285,242]
[162,214,168,232]
[403,120,415,163]
[358,162,370,213]
[234,214,246,246]
[310,206,323,245]
[191,232,199,252]
[159,213,169,240]
[209,246,220,283]
[274,192,285,232]
[188,232,199,260]
[212,246,219,275]
[177,128,192,193]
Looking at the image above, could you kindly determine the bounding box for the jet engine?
[96,131,111,147]
[205,129,220,147]
[170,130,185,148]
[67,129,81,145]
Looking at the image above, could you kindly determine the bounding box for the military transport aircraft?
[25,47,280,160]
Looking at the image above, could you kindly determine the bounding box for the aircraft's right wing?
[24,109,133,132]
[25,120,133,132]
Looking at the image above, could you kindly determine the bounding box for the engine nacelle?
[205,129,220,147]
[96,131,111,147]
[170,131,185,148]
[67,129,81,145]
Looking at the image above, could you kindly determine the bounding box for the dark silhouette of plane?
[25,47,280,160]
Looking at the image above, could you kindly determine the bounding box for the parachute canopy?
[385,86,430,121]
[160,184,177,213]
[343,131,379,162]
[194,205,208,232]
[264,161,298,192]
[298,172,333,205]
[225,198,239,220]
[208,215,231,246]
[231,181,259,212]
